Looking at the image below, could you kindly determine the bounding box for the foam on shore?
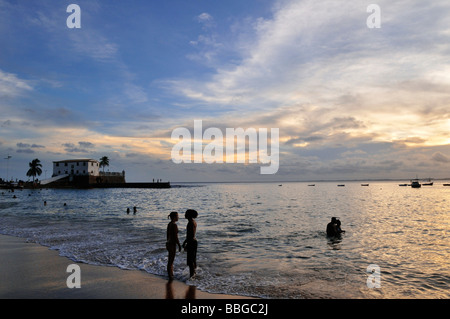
[0,234,251,299]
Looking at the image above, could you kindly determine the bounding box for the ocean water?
[0,181,448,299]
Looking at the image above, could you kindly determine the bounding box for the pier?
[91,182,170,189]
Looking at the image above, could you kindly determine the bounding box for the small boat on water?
[422,178,433,186]
[399,184,408,186]
[308,184,315,186]
[361,184,369,186]
[443,184,450,186]
[410,179,421,188]
[337,184,345,187]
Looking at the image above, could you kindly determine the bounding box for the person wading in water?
[166,211,181,281]
[182,209,198,278]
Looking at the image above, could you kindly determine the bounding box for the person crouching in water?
[326,217,345,237]
[182,209,198,278]
[166,211,181,281]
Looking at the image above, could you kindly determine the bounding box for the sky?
[1,0,450,182]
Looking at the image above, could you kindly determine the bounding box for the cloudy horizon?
[1,0,450,182]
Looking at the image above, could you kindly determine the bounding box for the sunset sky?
[1,0,450,182]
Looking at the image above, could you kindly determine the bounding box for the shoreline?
[0,234,252,299]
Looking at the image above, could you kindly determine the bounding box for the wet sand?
[0,234,251,299]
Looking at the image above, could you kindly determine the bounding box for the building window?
[56,163,59,167]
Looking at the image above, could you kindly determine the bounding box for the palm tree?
[99,156,109,173]
[27,158,43,183]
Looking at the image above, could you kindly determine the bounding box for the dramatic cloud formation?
[1,0,449,181]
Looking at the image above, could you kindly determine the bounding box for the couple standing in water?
[166,209,198,281]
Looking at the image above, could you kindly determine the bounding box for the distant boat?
[410,179,421,188]
[308,184,315,186]
[399,184,408,186]
[361,184,369,186]
[422,178,433,186]
[443,184,450,186]
[337,184,345,187]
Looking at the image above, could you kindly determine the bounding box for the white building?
[52,159,100,177]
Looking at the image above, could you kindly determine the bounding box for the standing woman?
[166,211,181,281]
[182,209,198,278]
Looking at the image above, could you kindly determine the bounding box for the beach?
[0,234,249,299]
[1,183,448,299]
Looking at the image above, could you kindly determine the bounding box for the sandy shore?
[0,234,251,299]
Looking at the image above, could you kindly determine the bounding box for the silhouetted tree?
[99,156,110,173]
[27,158,42,183]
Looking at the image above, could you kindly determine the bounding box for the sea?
[0,181,448,299]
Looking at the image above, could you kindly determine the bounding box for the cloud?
[0,69,33,97]
[69,31,119,62]
[1,120,11,127]
[16,142,44,149]
[3,0,450,182]
[170,0,450,147]
[78,141,95,149]
[123,83,148,104]
[16,148,34,154]
[31,144,45,148]
[197,13,214,25]
[63,141,95,153]
[432,152,450,163]
[188,12,223,65]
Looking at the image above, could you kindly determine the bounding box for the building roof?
[53,159,99,163]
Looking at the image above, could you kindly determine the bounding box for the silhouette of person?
[336,219,345,234]
[326,217,339,237]
[165,281,174,299]
[182,209,198,278]
[166,211,181,281]
[133,206,137,215]
[127,208,130,215]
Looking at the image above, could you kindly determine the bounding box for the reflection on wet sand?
[166,280,197,299]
